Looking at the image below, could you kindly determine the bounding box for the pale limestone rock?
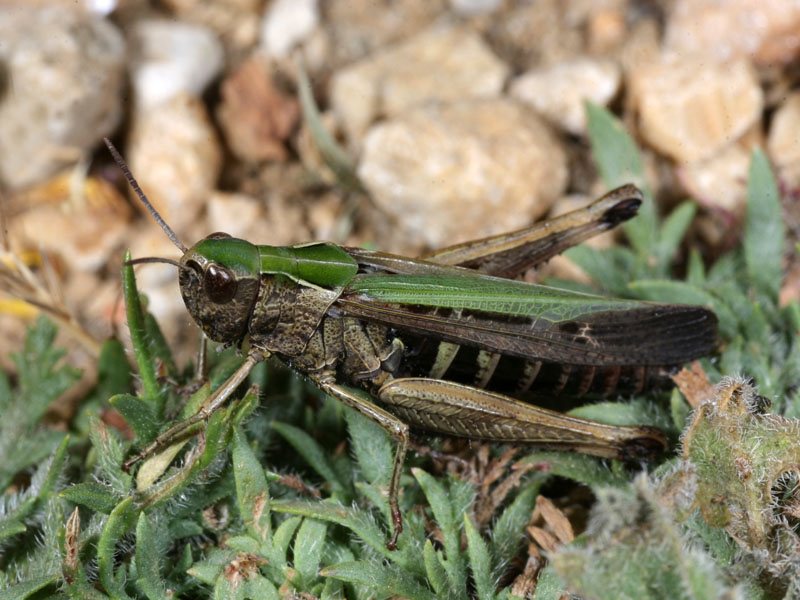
[768,93,800,189]
[677,142,752,213]
[628,58,763,163]
[331,26,508,143]
[324,0,445,66]
[261,0,319,58]
[357,99,568,248]
[450,0,502,16]
[127,94,223,235]
[0,4,125,189]
[510,58,621,135]
[665,0,800,66]
[205,192,265,241]
[10,179,132,272]
[129,20,224,112]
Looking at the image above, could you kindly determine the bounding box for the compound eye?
[207,232,231,240]
[204,264,237,304]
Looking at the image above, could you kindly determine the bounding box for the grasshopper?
[106,139,717,549]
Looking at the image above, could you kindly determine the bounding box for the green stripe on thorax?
[193,238,260,276]
[258,242,358,288]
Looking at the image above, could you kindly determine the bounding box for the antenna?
[103,137,188,253]
[124,256,192,271]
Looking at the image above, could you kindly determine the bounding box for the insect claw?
[121,454,142,473]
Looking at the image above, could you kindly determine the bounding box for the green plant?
[2,104,799,599]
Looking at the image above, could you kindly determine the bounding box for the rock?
[768,93,800,190]
[0,4,125,189]
[510,58,621,135]
[260,0,319,58]
[357,99,568,249]
[450,0,502,16]
[665,0,800,66]
[324,0,445,66]
[205,191,265,241]
[129,19,224,112]
[160,0,261,54]
[586,6,627,55]
[127,94,223,235]
[676,142,752,214]
[216,57,300,162]
[487,0,584,69]
[330,25,508,143]
[9,173,132,272]
[628,57,763,163]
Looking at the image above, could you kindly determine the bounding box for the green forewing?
[345,273,645,322]
[338,272,717,366]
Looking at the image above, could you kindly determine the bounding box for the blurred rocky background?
[1,0,798,391]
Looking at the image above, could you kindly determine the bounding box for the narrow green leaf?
[656,202,696,265]
[232,427,271,544]
[1,317,78,489]
[320,561,436,600]
[423,540,449,598]
[296,56,360,190]
[0,519,27,540]
[37,434,70,500]
[224,535,259,555]
[293,518,328,585]
[270,499,416,568]
[745,149,784,300]
[686,249,706,286]
[586,102,649,193]
[569,399,672,431]
[320,576,346,600]
[519,452,630,487]
[110,393,160,443]
[670,388,691,431]
[96,337,134,399]
[212,574,246,600]
[272,421,349,498]
[585,102,655,257]
[186,548,237,585]
[742,301,769,348]
[785,300,800,332]
[344,406,393,485]
[135,439,189,492]
[464,514,495,600]
[3,575,59,600]
[135,513,169,600]
[97,496,137,600]
[61,482,119,514]
[122,251,162,410]
[413,469,467,597]
[144,312,177,377]
[354,481,391,530]
[243,576,280,600]
[88,416,130,493]
[168,518,204,539]
[491,478,543,567]
[0,436,71,543]
[271,516,302,566]
[563,245,632,296]
[532,564,568,600]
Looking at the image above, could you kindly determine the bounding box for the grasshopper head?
[178,233,261,345]
[103,138,264,346]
